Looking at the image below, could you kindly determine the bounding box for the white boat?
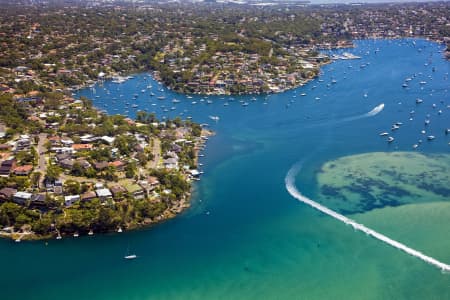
[209,115,220,121]
[416,98,423,104]
[300,93,307,96]
[88,230,94,236]
[73,232,79,238]
[124,254,137,260]
[117,227,123,233]
[379,132,389,136]
[387,137,395,143]
[427,135,435,140]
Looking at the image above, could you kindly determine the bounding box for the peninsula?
[0,92,210,240]
[1,1,448,96]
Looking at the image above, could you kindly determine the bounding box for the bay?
[1,39,449,299]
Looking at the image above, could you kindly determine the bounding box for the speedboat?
[379,132,389,136]
[124,254,137,260]
[427,135,435,140]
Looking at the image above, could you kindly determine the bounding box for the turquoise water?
[1,39,449,299]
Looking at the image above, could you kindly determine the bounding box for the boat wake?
[339,103,385,123]
[284,161,450,273]
[366,103,385,116]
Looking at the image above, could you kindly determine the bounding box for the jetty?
[285,167,450,273]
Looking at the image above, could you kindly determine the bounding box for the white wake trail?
[340,103,385,122]
[285,162,450,273]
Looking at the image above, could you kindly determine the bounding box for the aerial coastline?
[0,1,449,241]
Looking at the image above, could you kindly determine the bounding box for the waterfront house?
[110,185,126,201]
[125,183,145,200]
[96,188,112,201]
[81,191,97,202]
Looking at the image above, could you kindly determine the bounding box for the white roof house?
[64,195,80,206]
[96,188,112,199]
[101,136,115,144]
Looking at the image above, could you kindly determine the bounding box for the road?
[36,133,48,188]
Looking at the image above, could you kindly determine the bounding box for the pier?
[285,167,450,273]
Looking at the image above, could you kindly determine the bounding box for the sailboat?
[124,246,137,260]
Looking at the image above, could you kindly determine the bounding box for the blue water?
[1,39,449,299]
